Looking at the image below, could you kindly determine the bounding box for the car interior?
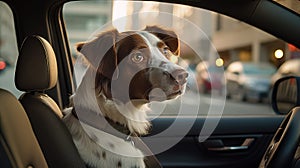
[15,35,86,168]
[0,0,300,168]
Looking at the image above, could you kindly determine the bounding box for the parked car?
[1,0,300,168]
[271,59,300,85]
[196,61,224,94]
[226,61,276,102]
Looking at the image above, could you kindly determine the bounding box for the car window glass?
[243,64,276,75]
[0,2,21,96]
[63,0,299,116]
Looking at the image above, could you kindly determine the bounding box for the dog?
[63,26,188,168]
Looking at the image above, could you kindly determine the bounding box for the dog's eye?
[163,47,170,55]
[131,53,144,63]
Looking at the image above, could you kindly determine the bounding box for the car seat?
[15,35,86,168]
[0,88,48,168]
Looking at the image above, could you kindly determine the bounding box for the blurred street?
[148,89,275,116]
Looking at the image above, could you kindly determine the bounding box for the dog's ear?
[75,29,119,80]
[144,26,180,56]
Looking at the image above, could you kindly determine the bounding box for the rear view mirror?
[272,76,300,115]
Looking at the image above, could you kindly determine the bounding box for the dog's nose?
[171,69,188,85]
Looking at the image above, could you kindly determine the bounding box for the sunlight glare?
[215,58,224,67]
[274,49,284,59]
[112,1,129,32]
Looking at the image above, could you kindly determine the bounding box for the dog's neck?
[74,67,150,135]
[71,108,132,137]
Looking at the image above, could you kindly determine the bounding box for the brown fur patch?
[94,32,150,103]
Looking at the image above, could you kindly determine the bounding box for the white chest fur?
[63,108,145,168]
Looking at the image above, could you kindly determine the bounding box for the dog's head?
[76,26,188,104]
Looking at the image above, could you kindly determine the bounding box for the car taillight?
[0,61,6,70]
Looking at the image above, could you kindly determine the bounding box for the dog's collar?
[71,108,136,144]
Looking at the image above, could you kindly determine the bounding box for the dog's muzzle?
[165,68,188,86]
[145,67,188,101]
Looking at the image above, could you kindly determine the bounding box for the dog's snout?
[171,69,188,85]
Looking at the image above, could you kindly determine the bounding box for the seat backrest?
[0,88,48,168]
[15,35,86,168]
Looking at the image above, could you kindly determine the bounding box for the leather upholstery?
[20,93,86,168]
[15,35,57,92]
[15,35,86,168]
[0,88,48,168]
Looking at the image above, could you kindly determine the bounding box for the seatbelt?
[132,136,162,168]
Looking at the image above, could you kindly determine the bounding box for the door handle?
[204,138,255,151]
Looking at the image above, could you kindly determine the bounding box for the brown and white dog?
[63,26,188,168]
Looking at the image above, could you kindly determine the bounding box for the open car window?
[62,0,300,116]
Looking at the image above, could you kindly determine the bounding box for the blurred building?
[120,2,290,67]
[212,14,286,67]
[120,2,215,63]
[63,1,113,56]
[62,0,299,68]
[212,0,300,68]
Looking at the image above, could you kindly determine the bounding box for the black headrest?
[15,35,57,92]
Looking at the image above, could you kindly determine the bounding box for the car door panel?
[145,116,284,168]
